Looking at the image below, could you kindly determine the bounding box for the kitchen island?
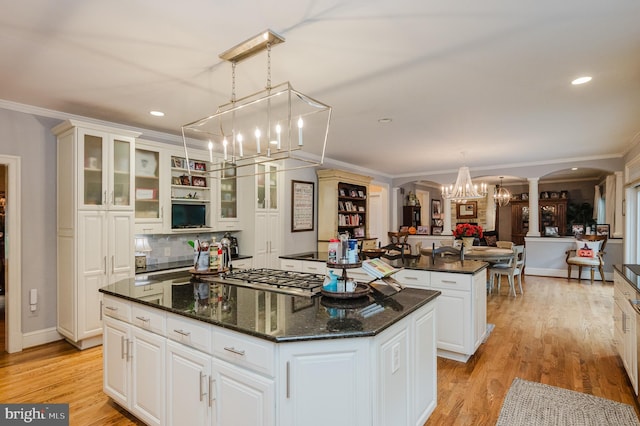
[99,270,440,426]
[281,252,489,362]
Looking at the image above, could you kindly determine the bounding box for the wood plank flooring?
[0,275,638,425]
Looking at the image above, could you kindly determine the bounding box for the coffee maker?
[223,232,239,258]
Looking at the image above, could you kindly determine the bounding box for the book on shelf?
[362,258,399,279]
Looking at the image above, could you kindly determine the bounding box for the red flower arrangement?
[453,223,483,239]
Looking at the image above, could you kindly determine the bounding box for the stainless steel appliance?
[222,232,239,258]
[210,268,325,297]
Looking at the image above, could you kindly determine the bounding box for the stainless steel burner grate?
[216,268,325,296]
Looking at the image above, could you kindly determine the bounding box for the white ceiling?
[2,1,639,178]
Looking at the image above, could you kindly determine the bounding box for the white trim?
[1,155,22,353]
[525,268,611,282]
[22,327,63,349]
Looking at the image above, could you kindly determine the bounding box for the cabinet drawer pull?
[286,361,290,399]
[105,306,118,311]
[306,266,318,271]
[223,346,246,356]
[404,276,418,281]
[135,316,150,323]
[441,280,457,284]
[173,329,191,337]
[121,336,126,360]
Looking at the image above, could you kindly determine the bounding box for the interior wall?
[0,108,59,334]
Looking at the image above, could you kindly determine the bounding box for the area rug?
[497,378,640,426]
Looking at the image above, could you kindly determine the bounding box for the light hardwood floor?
[0,275,638,425]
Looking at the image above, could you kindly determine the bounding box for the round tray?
[321,283,371,299]
[326,261,362,269]
[320,296,371,310]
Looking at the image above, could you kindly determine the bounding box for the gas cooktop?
[209,268,326,297]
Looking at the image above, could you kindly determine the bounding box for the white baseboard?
[525,267,611,282]
[22,327,64,349]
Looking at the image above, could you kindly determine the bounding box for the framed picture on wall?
[456,201,477,219]
[431,199,442,219]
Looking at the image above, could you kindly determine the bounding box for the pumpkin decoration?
[577,243,594,257]
[408,226,417,235]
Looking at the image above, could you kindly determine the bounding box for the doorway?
[0,155,21,353]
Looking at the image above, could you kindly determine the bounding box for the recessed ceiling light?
[378,118,392,123]
[150,111,165,117]
[571,76,592,85]
[571,167,578,171]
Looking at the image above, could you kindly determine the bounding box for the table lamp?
[134,237,152,269]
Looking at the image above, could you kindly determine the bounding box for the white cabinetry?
[103,299,165,426]
[614,270,638,395]
[134,141,167,234]
[279,339,370,426]
[54,120,138,349]
[103,293,437,426]
[400,269,486,363]
[215,164,241,230]
[253,162,281,268]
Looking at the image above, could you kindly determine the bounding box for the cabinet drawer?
[166,313,212,354]
[102,295,131,322]
[430,272,471,290]
[132,304,166,335]
[302,261,326,275]
[280,259,302,272]
[213,328,275,376]
[231,258,252,270]
[394,269,430,289]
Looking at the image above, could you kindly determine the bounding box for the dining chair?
[431,243,463,262]
[565,234,607,283]
[496,241,514,249]
[489,245,525,296]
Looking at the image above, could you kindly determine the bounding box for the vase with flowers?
[453,223,483,248]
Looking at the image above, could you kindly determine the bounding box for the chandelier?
[441,163,488,203]
[494,177,512,207]
[181,30,332,176]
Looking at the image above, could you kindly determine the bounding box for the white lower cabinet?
[211,358,275,426]
[103,315,166,426]
[402,269,486,362]
[614,271,638,395]
[279,339,370,426]
[104,295,437,426]
[166,340,212,426]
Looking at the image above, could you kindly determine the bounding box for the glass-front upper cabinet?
[79,129,134,210]
[112,138,133,208]
[219,165,238,221]
[82,131,105,207]
[134,144,164,233]
[256,163,279,210]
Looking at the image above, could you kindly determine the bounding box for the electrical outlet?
[392,343,400,373]
[164,247,171,257]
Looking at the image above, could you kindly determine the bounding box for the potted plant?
[453,223,483,248]
[566,202,595,235]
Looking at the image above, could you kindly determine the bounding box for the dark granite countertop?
[100,270,440,343]
[136,255,253,275]
[614,264,640,292]
[280,251,487,274]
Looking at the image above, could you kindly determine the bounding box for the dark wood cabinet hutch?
[510,199,567,245]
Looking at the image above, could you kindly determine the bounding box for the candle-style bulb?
[255,128,261,154]
[275,123,281,150]
[237,133,244,157]
[297,117,304,146]
[222,137,228,161]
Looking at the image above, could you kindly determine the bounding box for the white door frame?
[2,155,21,353]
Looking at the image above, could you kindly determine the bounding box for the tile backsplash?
[138,232,231,265]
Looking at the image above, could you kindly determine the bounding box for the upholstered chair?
[565,234,607,283]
